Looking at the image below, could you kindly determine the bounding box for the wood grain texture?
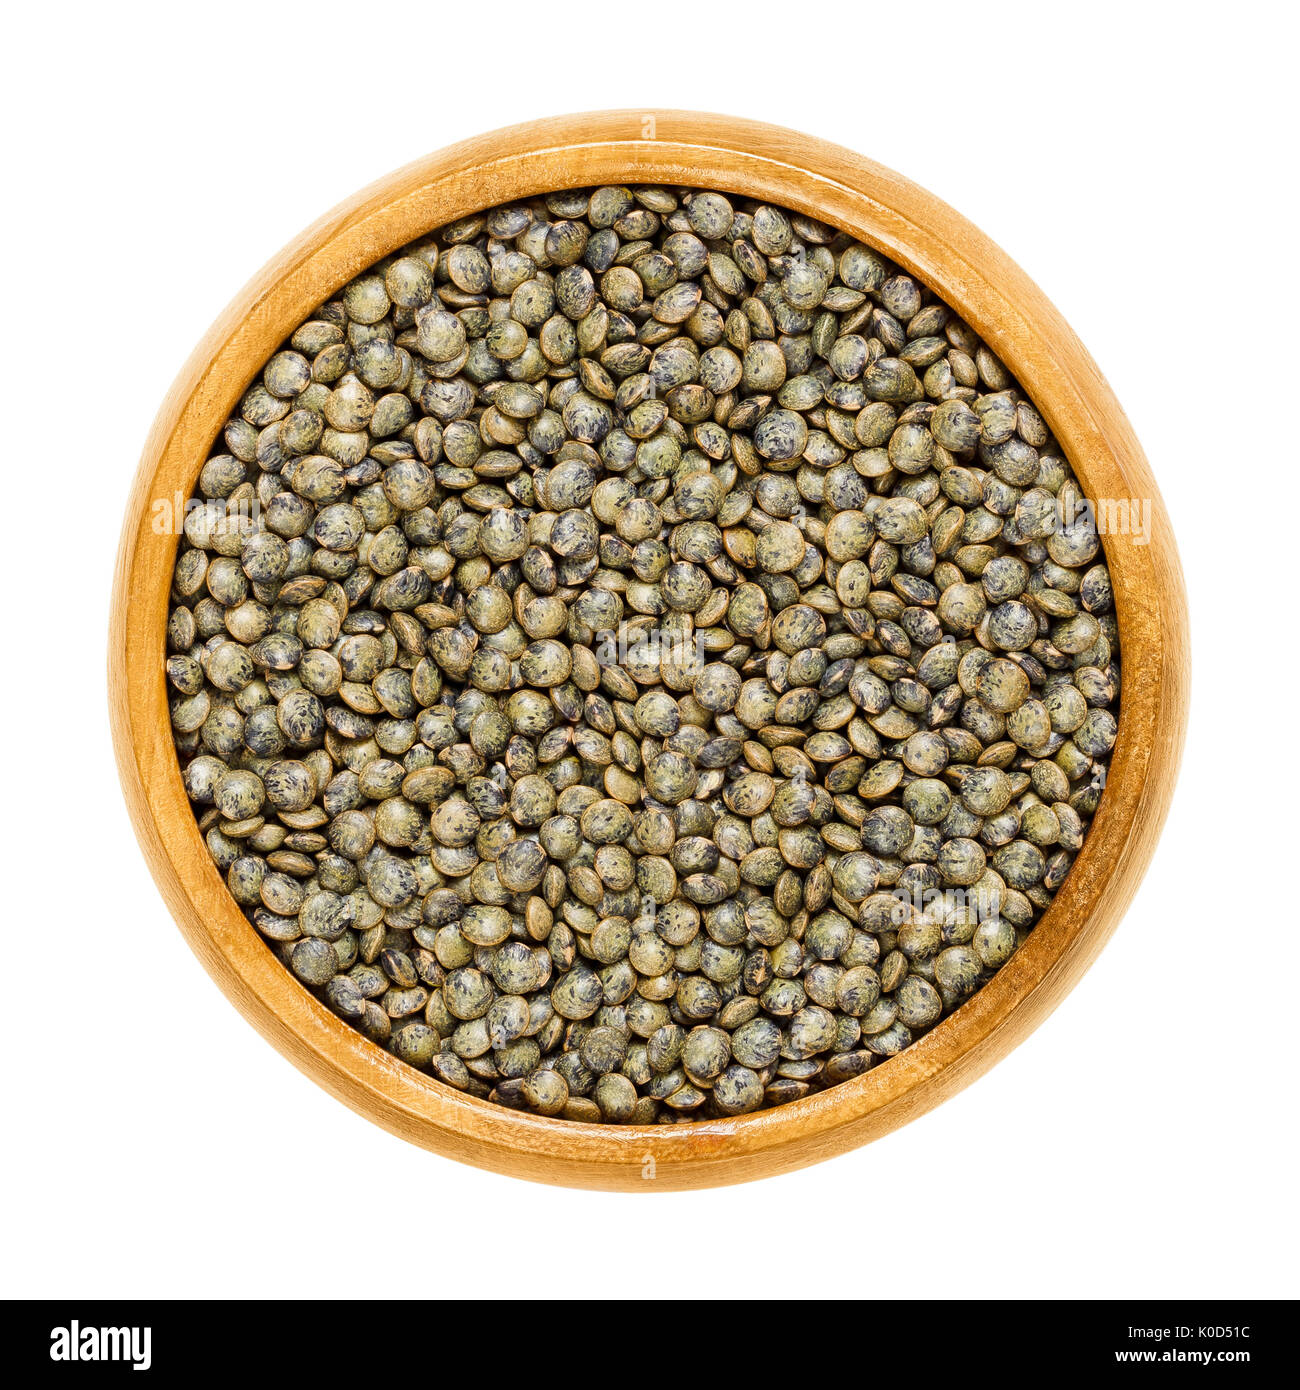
[109,111,1190,1190]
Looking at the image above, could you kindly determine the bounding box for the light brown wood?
[109,111,1190,1190]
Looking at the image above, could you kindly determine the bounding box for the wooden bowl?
[110,111,1189,1190]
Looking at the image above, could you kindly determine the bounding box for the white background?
[3,0,1295,1300]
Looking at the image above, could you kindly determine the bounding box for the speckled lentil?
[169,184,1119,1124]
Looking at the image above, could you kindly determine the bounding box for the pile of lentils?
[167,184,1120,1124]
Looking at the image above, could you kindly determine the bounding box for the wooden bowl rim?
[110,110,1189,1190]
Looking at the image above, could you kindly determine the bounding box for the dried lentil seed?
[171,182,1119,1124]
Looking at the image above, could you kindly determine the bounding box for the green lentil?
[170,182,1119,1124]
